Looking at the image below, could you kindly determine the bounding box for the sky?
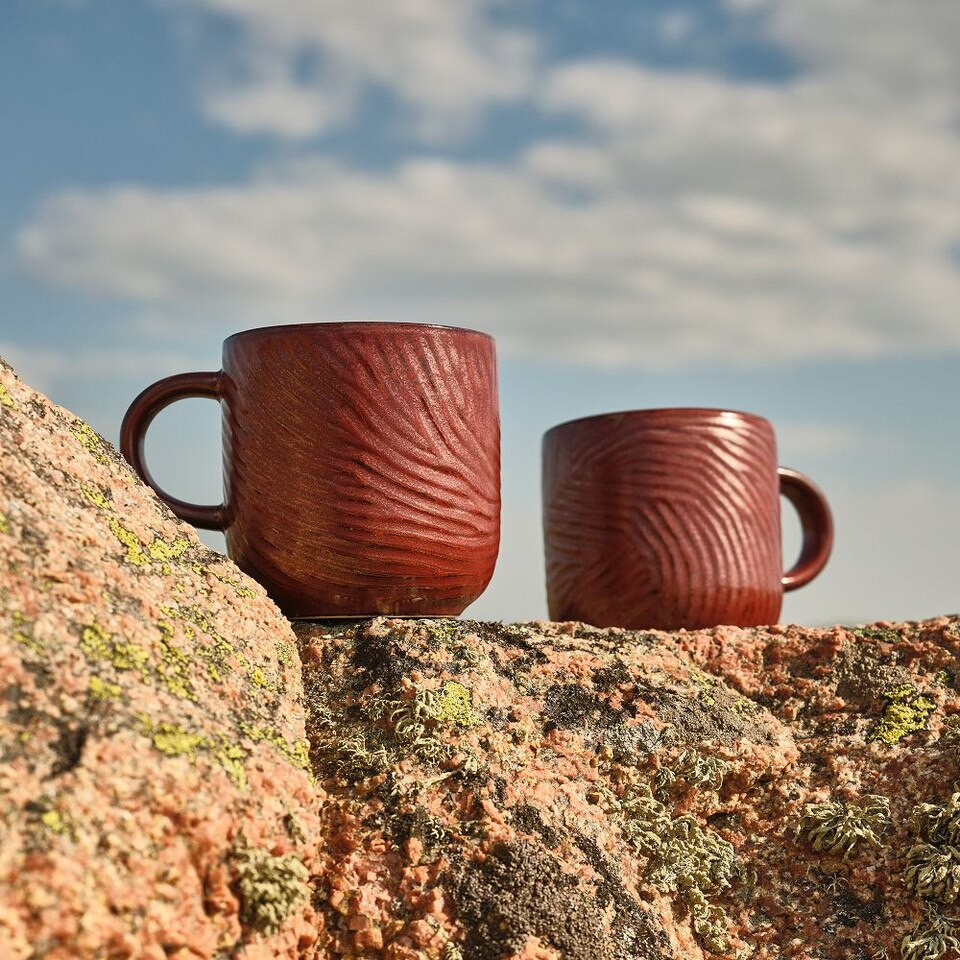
[1,0,958,625]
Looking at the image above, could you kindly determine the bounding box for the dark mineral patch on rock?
[447,841,611,960]
[542,682,620,731]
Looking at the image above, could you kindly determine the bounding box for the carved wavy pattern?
[543,410,781,630]
[222,324,500,617]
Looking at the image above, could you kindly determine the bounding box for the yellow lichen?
[0,511,9,534]
[0,383,18,410]
[137,717,209,760]
[107,518,190,574]
[690,671,717,706]
[80,482,111,509]
[80,623,150,676]
[88,676,122,701]
[155,619,195,700]
[872,684,937,745]
[241,723,311,770]
[159,603,238,683]
[72,420,109,464]
[40,810,66,833]
[215,743,249,790]
[13,611,43,655]
[148,536,190,574]
[134,718,258,789]
[432,681,482,728]
[108,518,150,566]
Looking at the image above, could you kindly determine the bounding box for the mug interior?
[544,407,772,441]
[224,320,493,348]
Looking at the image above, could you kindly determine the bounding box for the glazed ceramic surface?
[542,408,832,630]
[121,322,501,617]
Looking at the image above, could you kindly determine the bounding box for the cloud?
[14,0,960,369]
[169,0,537,140]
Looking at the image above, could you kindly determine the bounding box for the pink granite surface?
[0,359,322,958]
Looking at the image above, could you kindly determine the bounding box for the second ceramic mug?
[542,408,833,630]
[120,322,501,617]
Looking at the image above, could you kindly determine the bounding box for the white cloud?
[169,0,537,140]
[14,0,960,369]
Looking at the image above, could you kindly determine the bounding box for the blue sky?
[2,0,958,624]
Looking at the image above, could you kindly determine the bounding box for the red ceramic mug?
[121,322,501,618]
[542,408,833,630]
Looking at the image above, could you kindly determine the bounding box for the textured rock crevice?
[3,356,960,960]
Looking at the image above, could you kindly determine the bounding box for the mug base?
[288,613,462,623]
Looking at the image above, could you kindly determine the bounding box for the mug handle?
[779,466,833,591]
[120,372,225,531]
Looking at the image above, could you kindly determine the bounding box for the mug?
[121,322,501,618]
[542,408,832,630]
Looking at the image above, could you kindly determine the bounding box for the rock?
[5,355,960,960]
[0,358,322,958]
[297,614,960,960]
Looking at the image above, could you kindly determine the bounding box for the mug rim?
[224,321,493,345]
[544,407,772,439]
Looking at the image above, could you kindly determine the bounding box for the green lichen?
[87,676,122,701]
[610,782,736,953]
[136,714,310,788]
[334,731,394,778]
[79,619,205,702]
[232,841,310,935]
[905,791,960,905]
[902,906,960,960]
[72,419,109,464]
[0,383,18,410]
[872,684,937,745]
[424,619,461,645]
[671,749,731,791]
[690,671,717,706]
[798,794,891,859]
[0,511,9,534]
[386,683,477,764]
[276,640,293,666]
